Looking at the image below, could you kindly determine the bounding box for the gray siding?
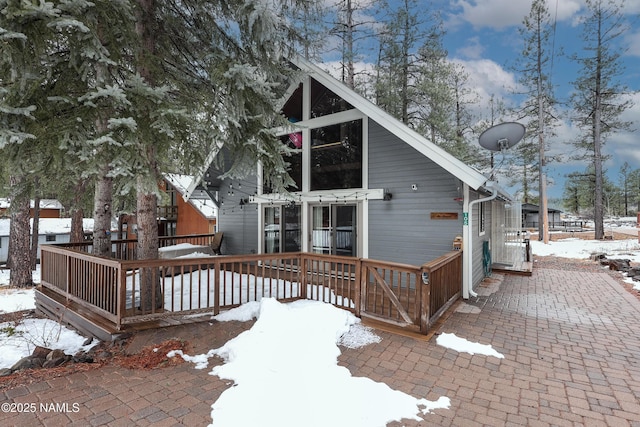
[216,179,259,255]
[368,121,464,266]
[469,190,492,287]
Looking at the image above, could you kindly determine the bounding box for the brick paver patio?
[3,265,640,426]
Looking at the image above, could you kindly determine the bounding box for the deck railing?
[422,251,462,324]
[39,235,463,334]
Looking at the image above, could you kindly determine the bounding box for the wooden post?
[117,264,126,330]
[300,253,307,300]
[419,267,430,334]
[214,258,220,315]
[354,258,361,317]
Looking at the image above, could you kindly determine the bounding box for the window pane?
[281,83,303,122]
[310,120,362,191]
[310,78,353,118]
[335,205,356,257]
[264,207,280,253]
[312,206,331,254]
[283,205,301,252]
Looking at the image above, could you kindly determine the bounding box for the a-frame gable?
[290,56,489,192]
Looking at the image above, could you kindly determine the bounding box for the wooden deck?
[38,235,464,340]
[491,238,533,276]
[491,260,533,276]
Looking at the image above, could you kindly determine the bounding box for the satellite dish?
[479,122,525,152]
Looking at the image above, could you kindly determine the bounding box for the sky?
[437,0,640,199]
[2,225,640,425]
[322,0,640,200]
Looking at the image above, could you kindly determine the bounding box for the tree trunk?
[593,17,604,240]
[135,0,162,310]
[137,175,162,310]
[31,194,40,270]
[70,208,85,243]
[93,165,113,256]
[9,176,33,288]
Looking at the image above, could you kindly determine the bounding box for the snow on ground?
[0,265,41,288]
[530,237,640,262]
[172,298,452,427]
[436,333,504,358]
[0,318,99,369]
[1,227,639,423]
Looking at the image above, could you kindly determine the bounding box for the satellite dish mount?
[478,122,525,178]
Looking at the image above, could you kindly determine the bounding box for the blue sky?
[321,0,640,202]
[436,0,640,200]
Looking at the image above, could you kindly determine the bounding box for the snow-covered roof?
[0,218,95,237]
[164,173,217,220]
[0,198,64,210]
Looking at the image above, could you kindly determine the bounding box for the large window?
[310,119,362,191]
[310,78,353,118]
[264,205,301,253]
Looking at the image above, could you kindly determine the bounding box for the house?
[118,174,217,239]
[0,198,64,219]
[0,217,94,264]
[183,57,521,299]
[161,174,217,236]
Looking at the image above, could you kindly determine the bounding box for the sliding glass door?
[264,205,301,253]
[311,204,357,256]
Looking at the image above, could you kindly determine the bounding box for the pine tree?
[413,22,454,143]
[570,0,633,239]
[375,0,424,123]
[0,0,101,286]
[514,0,558,243]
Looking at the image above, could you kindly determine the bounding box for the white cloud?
[451,58,519,104]
[625,30,640,57]
[450,0,533,30]
[448,0,583,31]
[456,36,485,59]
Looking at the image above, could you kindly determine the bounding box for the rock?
[72,354,94,364]
[83,337,94,346]
[32,346,52,359]
[11,356,40,371]
[0,368,13,377]
[591,253,607,261]
[628,267,640,277]
[42,356,68,369]
[608,259,631,271]
[46,349,66,361]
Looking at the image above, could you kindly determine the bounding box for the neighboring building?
[183,57,519,299]
[0,198,64,219]
[0,218,94,264]
[161,174,217,236]
[522,203,563,229]
[119,174,218,240]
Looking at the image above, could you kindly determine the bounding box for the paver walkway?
[3,265,640,426]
